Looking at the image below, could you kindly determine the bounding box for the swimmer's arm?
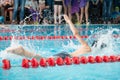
[70,45,91,57]
[64,15,91,56]
[64,15,87,45]
[6,46,42,60]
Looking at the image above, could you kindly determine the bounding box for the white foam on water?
[61,28,120,56]
[88,28,120,55]
[0,25,120,59]
[0,39,23,60]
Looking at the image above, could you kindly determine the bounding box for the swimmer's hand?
[64,15,71,23]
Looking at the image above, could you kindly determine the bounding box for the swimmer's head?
[91,40,107,49]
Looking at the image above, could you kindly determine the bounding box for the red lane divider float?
[1,55,120,70]
[2,59,11,70]
[0,36,88,41]
[0,35,119,41]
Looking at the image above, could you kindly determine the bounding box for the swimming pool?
[0,24,120,80]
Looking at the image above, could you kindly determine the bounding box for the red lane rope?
[1,55,120,70]
[0,35,119,41]
[0,36,88,40]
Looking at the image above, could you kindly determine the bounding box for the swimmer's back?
[53,51,71,59]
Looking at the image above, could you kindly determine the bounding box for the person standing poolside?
[45,0,54,12]
[12,0,26,24]
[0,0,4,16]
[102,0,113,24]
[2,0,14,23]
[71,0,80,23]
[63,0,71,20]
[6,15,91,60]
[112,7,120,24]
[32,0,39,11]
[89,0,103,23]
[0,0,5,24]
[79,0,89,25]
[54,0,63,24]
[25,0,39,24]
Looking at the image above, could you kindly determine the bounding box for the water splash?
[61,27,120,56]
[87,28,120,55]
[20,10,54,25]
[0,35,24,59]
[20,12,41,25]
[0,24,120,60]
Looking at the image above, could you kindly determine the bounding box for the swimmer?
[6,15,106,60]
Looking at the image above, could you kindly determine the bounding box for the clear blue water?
[0,24,120,80]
